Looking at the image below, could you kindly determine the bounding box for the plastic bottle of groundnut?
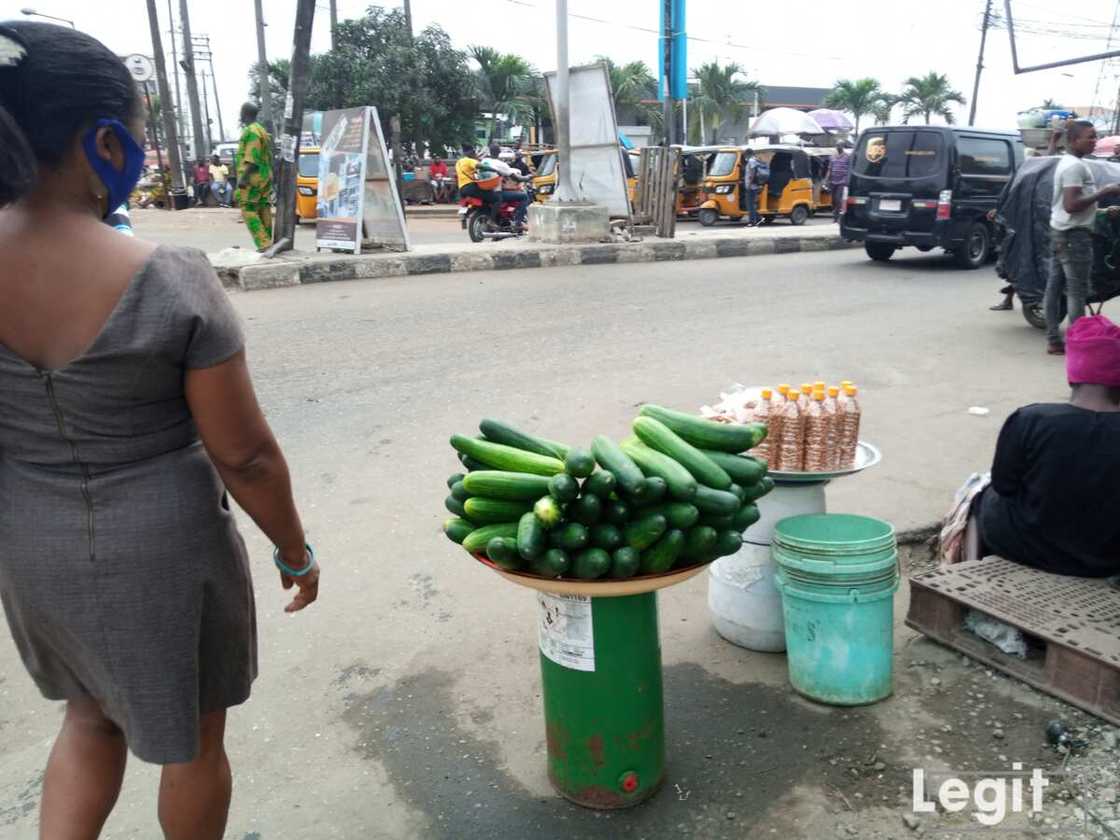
[823,386,841,470]
[750,389,773,464]
[803,391,828,472]
[797,383,813,413]
[839,385,862,469]
[779,389,805,472]
[768,388,785,470]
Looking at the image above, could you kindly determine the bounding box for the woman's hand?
[278,546,320,613]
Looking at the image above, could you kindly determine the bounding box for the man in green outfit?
[235,101,274,251]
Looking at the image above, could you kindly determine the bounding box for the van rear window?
[854,131,944,179]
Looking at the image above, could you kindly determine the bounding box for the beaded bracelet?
[273,544,316,577]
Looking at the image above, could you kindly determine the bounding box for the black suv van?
[840,126,1025,268]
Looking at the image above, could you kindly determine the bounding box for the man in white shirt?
[1046,120,1120,354]
[481,143,531,229]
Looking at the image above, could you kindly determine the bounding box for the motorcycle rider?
[480,142,531,231]
[456,143,500,222]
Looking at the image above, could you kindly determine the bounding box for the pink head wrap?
[1067,314,1120,387]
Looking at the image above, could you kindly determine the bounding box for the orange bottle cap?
[841,380,853,387]
[801,384,812,394]
[778,383,791,393]
[814,381,826,389]
[761,388,772,399]
[814,391,825,401]
[828,386,839,396]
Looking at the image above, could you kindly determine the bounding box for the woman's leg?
[39,697,128,840]
[157,710,231,840]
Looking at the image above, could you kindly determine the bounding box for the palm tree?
[689,61,760,144]
[824,78,884,135]
[871,95,897,126]
[595,56,657,121]
[898,72,967,124]
[470,46,535,141]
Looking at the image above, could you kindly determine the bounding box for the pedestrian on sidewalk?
[235,102,274,251]
[192,159,211,206]
[209,154,232,207]
[742,148,763,226]
[1045,120,1120,354]
[0,23,318,840]
[825,141,850,223]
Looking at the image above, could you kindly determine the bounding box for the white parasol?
[748,107,825,137]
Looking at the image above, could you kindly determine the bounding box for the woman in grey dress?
[0,23,320,839]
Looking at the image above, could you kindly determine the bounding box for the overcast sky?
[4,0,1120,142]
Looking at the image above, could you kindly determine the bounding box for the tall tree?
[595,56,657,120]
[689,61,759,144]
[302,8,478,155]
[871,95,897,126]
[470,46,534,141]
[824,78,884,135]
[898,72,967,124]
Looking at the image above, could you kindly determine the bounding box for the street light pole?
[552,0,578,202]
[179,0,207,160]
[253,0,274,133]
[144,0,185,203]
[968,0,993,126]
[19,8,75,27]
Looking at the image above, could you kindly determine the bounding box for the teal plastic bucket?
[772,514,899,706]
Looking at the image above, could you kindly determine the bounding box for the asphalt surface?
[0,248,1076,839]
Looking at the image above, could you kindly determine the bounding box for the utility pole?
[179,0,207,159]
[200,68,214,152]
[193,35,225,142]
[662,0,674,145]
[969,0,992,126]
[165,0,186,170]
[402,0,412,36]
[329,0,338,49]
[270,0,317,255]
[552,0,578,201]
[253,0,274,133]
[145,0,185,203]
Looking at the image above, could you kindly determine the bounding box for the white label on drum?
[538,593,595,672]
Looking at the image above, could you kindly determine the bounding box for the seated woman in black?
[977,314,1120,576]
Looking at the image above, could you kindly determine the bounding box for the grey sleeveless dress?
[0,245,257,764]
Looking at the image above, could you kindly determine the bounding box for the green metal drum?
[538,591,665,808]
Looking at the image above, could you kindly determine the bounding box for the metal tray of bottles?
[767,440,881,484]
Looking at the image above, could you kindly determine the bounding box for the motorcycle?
[458,174,534,243]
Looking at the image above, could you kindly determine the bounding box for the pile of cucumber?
[443,406,774,581]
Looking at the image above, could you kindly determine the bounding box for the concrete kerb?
[225,234,860,292]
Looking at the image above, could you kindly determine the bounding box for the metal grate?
[916,558,1120,665]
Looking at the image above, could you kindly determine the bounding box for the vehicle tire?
[953,223,991,270]
[468,211,488,243]
[789,205,810,226]
[1022,297,1064,329]
[865,241,896,262]
[698,208,719,227]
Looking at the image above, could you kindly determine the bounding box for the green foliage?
[293,8,478,154]
[898,72,967,125]
[247,58,290,135]
[689,61,760,144]
[824,78,885,134]
[470,46,536,140]
[595,56,657,119]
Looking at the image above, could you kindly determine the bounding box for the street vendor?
[974,314,1120,576]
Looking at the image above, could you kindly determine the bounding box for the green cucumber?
[548,473,580,502]
[450,434,565,476]
[640,529,685,574]
[459,453,488,471]
[551,522,590,551]
[443,518,475,545]
[591,435,647,496]
[569,494,602,526]
[639,404,766,453]
[603,499,631,525]
[517,512,548,560]
[727,483,747,503]
[445,495,467,517]
[732,503,761,533]
[646,502,700,530]
[533,495,564,529]
[691,485,741,517]
[564,447,596,478]
[700,513,735,529]
[610,546,641,578]
[478,418,570,459]
[463,523,520,554]
[583,470,616,499]
[683,525,719,559]
[450,480,471,502]
[700,450,768,485]
[447,472,465,489]
[623,513,668,551]
[620,438,697,501]
[632,416,733,490]
[631,476,667,505]
[590,523,624,551]
[486,537,521,570]
[462,471,552,501]
[463,497,533,524]
[531,548,570,578]
[573,547,611,579]
[715,530,743,557]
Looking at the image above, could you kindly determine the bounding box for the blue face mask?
[81,119,146,218]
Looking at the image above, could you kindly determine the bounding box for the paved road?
[0,249,1070,839]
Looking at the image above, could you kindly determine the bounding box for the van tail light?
[911,199,937,209]
[936,190,952,221]
[846,194,866,207]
